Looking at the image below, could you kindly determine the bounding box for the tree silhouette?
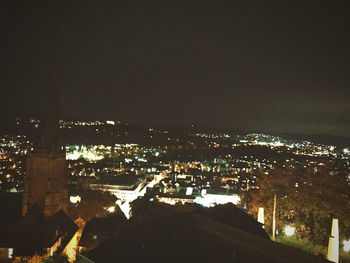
[245,165,350,246]
[68,190,117,221]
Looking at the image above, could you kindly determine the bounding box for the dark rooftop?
[82,202,330,263]
[0,206,77,257]
[79,211,126,250]
[0,192,22,224]
[96,175,144,187]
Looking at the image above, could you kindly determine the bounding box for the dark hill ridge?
[273,132,350,148]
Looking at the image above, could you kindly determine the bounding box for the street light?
[284,225,295,237]
[343,240,350,252]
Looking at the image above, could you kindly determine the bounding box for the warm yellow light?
[284,225,295,236]
[107,206,115,213]
[70,195,81,204]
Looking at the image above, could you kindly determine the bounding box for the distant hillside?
[273,132,350,148]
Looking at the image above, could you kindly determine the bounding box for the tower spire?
[22,90,67,217]
[37,91,63,154]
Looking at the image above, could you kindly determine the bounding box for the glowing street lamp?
[284,225,295,237]
[69,195,81,204]
[343,240,350,252]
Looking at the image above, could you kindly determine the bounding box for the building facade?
[22,99,68,217]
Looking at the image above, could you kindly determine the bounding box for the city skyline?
[1,0,349,136]
[1,1,350,262]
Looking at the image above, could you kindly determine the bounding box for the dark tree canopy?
[68,190,117,221]
[245,165,350,246]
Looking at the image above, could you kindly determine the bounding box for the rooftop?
[95,175,144,187]
[82,202,329,263]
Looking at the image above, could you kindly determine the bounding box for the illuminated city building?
[90,175,148,203]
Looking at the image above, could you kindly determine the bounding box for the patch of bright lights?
[66,149,104,161]
[194,194,240,207]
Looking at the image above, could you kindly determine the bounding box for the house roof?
[96,175,144,187]
[82,202,330,263]
[79,210,126,248]
[0,208,77,257]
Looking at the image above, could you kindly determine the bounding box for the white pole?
[272,194,276,241]
[327,218,339,263]
[258,207,264,226]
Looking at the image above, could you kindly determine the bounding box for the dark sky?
[1,0,349,136]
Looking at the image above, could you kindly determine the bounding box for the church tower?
[22,97,68,217]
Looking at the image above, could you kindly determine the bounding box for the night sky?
[1,1,349,136]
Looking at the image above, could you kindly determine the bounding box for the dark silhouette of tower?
[22,96,68,217]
